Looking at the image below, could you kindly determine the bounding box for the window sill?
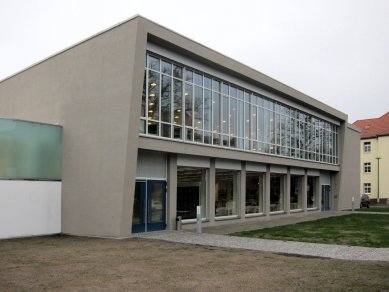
[290,209,303,213]
[215,215,239,221]
[245,213,265,218]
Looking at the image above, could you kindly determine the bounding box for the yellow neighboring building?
[354,112,389,204]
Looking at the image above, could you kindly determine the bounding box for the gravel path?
[139,231,389,262]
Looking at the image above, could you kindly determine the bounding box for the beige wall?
[360,136,389,201]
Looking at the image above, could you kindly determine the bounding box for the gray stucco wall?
[336,124,361,210]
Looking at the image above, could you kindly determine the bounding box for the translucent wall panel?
[0,119,62,180]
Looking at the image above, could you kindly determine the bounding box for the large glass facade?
[141,53,339,165]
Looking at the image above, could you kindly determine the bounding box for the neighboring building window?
[363,183,371,194]
[141,53,340,165]
[363,141,371,153]
[364,162,371,173]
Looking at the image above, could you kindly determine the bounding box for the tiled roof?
[353,112,389,139]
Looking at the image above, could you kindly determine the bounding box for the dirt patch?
[0,235,388,291]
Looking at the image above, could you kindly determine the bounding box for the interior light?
[246,119,250,122]
[148,110,153,113]
[150,83,157,87]
[197,121,201,124]
[175,116,179,119]
[177,109,181,112]
[184,92,189,96]
[222,120,226,123]
[149,93,156,97]
[149,102,155,106]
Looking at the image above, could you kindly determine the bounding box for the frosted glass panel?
[0,119,62,180]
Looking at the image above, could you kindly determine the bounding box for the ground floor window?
[290,175,303,210]
[215,169,239,217]
[177,167,207,219]
[363,183,371,194]
[245,171,265,214]
[270,174,285,212]
[307,176,318,208]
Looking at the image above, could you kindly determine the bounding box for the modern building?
[0,15,360,239]
[353,112,389,204]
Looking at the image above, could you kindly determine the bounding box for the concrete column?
[167,154,177,230]
[303,170,308,212]
[285,168,291,214]
[265,165,271,216]
[240,162,246,221]
[208,159,216,223]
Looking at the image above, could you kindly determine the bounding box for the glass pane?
[270,174,285,212]
[148,71,160,121]
[194,72,203,86]
[173,65,183,79]
[185,69,193,83]
[161,123,171,138]
[246,172,264,214]
[0,119,62,180]
[290,175,303,210]
[213,93,220,135]
[230,98,237,136]
[161,75,171,123]
[147,121,159,136]
[148,55,160,71]
[215,169,238,216]
[161,60,172,75]
[141,71,146,117]
[222,95,229,134]
[173,79,183,125]
[177,167,207,219]
[149,182,165,223]
[132,182,144,224]
[307,176,318,208]
[185,83,193,127]
[212,79,220,92]
[204,76,212,89]
[203,89,212,131]
[194,86,203,130]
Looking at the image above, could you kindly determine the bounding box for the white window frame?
[363,183,371,194]
[363,141,371,153]
[363,162,371,173]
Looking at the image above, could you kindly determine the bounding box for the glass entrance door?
[132,180,166,233]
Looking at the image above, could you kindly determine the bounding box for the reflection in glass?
[177,167,207,219]
[270,174,285,212]
[215,170,238,217]
[245,172,264,214]
[290,175,303,210]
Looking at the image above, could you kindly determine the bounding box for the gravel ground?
[139,231,389,261]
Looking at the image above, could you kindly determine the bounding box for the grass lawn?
[232,214,389,248]
[356,207,389,212]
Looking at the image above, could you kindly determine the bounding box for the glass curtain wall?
[177,167,207,219]
[141,53,339,165]
[307,176,319,208]
[270,174,285,212]
[215,169,239,217]
[290,175,303,210]
[245,172,265,214]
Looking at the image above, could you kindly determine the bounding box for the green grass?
[356,207,389,212]
[232,214,389,248]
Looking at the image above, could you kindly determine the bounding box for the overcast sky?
[1,0,388,123]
